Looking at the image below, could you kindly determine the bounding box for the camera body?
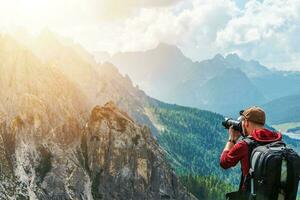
[222,117,243,133]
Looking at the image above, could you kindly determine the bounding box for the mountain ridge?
[96,43,300,116]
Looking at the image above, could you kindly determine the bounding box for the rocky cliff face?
[81,102,195,199]
[0,35,196,199]
[0,102,195,200]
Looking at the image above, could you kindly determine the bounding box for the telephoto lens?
[222,117,243,133]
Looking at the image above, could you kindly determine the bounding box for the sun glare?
[0,0,82,33]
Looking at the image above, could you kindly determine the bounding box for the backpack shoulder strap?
[242,137,252,144]
[242,137,259,154]
[239,137,259,192]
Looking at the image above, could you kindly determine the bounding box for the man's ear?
[245,120,249,128]
[243,120,250,136]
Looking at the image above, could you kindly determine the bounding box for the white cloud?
[93,0,299,71]
[0,0,299,70]
[216,0,300,70]
[67,0,239,56]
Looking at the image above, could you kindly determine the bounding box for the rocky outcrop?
[82,102,195,199]
[0,102,196,199]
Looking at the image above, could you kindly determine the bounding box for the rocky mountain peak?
[225,53,241,62]
[103,101,134,120]
[153,43,185,58]
[213,53,225,60]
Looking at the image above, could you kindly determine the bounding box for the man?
[220,106,282,198]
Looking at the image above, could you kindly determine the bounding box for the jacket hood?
[251,128,282,143]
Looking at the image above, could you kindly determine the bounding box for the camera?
[222,110,244,134]
[222,117,242,133]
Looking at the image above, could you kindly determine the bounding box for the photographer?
[220,106,282,199]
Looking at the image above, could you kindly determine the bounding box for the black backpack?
[243,138,300,200]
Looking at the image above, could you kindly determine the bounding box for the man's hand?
[228,126,241,142]
[222,126,241,152]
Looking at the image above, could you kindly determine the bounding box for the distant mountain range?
[95,43,300,122]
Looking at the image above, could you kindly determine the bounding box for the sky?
[0,0,299,71]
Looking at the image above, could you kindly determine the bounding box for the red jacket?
[220,129,282,189]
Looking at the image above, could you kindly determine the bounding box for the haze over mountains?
[96,43,300,122]
[1,31,300,199]
[0,31,249,199]
[0,33,201,199]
